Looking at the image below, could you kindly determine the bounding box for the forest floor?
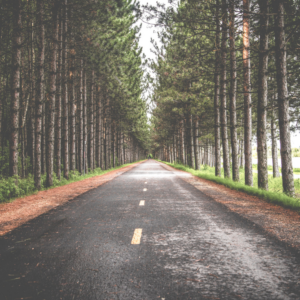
[161,162,300,251]
[0,161,143,236]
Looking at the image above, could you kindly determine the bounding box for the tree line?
[148,0,300,196]
[0,0,149,190]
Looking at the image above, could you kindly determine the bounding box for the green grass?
[161,161,300,212]
[252,164,300,175]
[0,161,143,204]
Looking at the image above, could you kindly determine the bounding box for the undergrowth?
[0,161,143,204]
[162,161,300,212]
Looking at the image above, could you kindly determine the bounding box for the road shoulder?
[0,162,143,236]
[160,162,300,251]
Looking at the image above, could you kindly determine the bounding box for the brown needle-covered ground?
[161,163,300,251]
[0,162,143,236]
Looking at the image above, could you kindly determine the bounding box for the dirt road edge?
[0,161,144,236]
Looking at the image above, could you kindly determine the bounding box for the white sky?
[136,0,300,148]
[137,0,171,64]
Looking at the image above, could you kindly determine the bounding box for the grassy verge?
[252,164,300,174]
[161,161,300,212]
[0,161,144,204]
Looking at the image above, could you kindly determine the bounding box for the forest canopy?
[147,0,300,197]
[0,0,150,193]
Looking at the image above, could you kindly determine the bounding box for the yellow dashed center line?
[131,228,143,244]
[139,200,145,206]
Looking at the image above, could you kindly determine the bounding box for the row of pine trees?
[149,0,300,196]
[0,0,149,190]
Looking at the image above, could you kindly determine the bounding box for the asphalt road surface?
[1,160,300,300]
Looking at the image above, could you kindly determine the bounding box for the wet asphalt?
[1,160,300,300]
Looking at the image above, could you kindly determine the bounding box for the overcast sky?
[137,0,170,63]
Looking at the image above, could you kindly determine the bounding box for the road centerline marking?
[139,200,145,206]
[131,229,143,245]
[143,188,147,191]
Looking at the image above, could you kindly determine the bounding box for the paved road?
[1,160,300,300]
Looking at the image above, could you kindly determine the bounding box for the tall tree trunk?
[62,0,69,179]
[100,90,104,170]
[55,13,62,180]
[271,93,280,178]
[214,0,221,177]
[240,130,244,168]
[274,0,295,196]
[243,0,253,186]
[0,13,2,155]
[42,102,46,174]
[70,20,76,171]
[190,115,194,168]
[83,65,87,174]
[96,85,100,168]
[112,122,115,167]
[186,114,193,168]
[93,83,96,170]
[78,59,83,174]
[106,97,111,169]
[256,0,269,190]
[46,0,59,187]
[220,0,230,178]
[30,22,36,175]
[229,0,239,181]
[180,120,184,164]
[89,70,94,171]
[10,0,21,178]
[35,0,44,188]
[193,117,199,170]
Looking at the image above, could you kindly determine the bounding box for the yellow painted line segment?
[139,200,145,206]
[131,228,143,245]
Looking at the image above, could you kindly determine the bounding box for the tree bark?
[89,70,95,171]
[243,0,253,186]
[271,93,280,178]
[46,0,59,187]
[42,102,46,174]
[55,13,63,180]
[96,85,101,168]
[62,0,69,179]
[69,16,76,171]
[256,0,269,190]
[220,0,230,178]
[193,117,200,170]
[274,0,294,196]
[78,59,83,174]
[112,122,115,167]
[214,0,221,177]
[186,114,193,168]
[83,65,87,174]
[10,0,22,178]
[229,0,239,181]
[180,120,184,164]
[35,0,44,188]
